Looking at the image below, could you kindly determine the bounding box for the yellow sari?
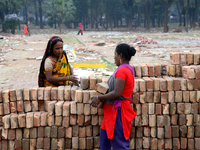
[44,53,70,87]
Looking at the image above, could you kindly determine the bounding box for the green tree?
[179,0,190,32]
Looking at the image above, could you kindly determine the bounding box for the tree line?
[0,0,199,33]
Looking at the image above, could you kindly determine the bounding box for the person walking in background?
[90,43,137,150]
[77,23,83,35]
[24,23,29,35]
[38,36,79,87]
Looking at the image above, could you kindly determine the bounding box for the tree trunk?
[34,0,39,25]
[144,13,146,28]
[163,6,169,32]
[59,17,61,33]
[185,9,188,32]
[192,0,199,28]
[137,7,141,27]
[54,17,56,29]
[38,0,44,29]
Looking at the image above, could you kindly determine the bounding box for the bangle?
[97,96,101,102]
[67,76,69,80]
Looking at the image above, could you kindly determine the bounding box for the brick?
[154,63,161,77]
[3,115,10,129]
[9,89,16,102]
[136,127,143,138]
[194,53,200,65]
[142,103,148,115]
[31,87,38,101]
[55,116,62,126]
[143,77,153,91]
[176,65,182,77]
[156,104,162,115]
[138,79,146,92]
[186,52,194,65]
[90,76,97,90]
[182,66,195,79]
[57,86,64,101]
[165,138,172,149]
[194,114,200,126]
[2,140,8,149]
[186,114,193,126]
[162,63,169,75]
[16,89,23,101]
[175,91,182,103]
[179,115,186,126]
[148,103,154,114]
[95,83,109,94]
[89,90,96,99]
[162,104,169,115]
[80,76,89,90]
[170,103,176,115]
[133,79,139,92]
[191,103,198,114]
[188,138,194,150]
[91,115,98,126]
[173,138,180,150]
[133,64,142,77]
[64,86,71,100]
[51,87,58,100]
[79,127,86,138]
[72,137,79,149]
[163,76,173,91]
[37,126,44,138]
[77,115,84,126]
[142,115,148,126]
[8,129,15,140]
[10,114,18,129]
[172,126,179,138]
[188,126,194,138]
[143,137,150,148]
[195,138,200,149]
[55,101,64,116]
[47,115,54,126]
[2,90,9,103]
[3,103,10,115]
[183,91,189,102]
[83,104,91,115]
[157,127,164,138]
[30,128,37,139]
[187,79,194,91]
[129,138,135,149]
[79,138,86,149]
[44,126,51,138]
[33,112,41,127]
[139,92,146,103]
[157,116,164,127]
[57,138,64,150]
[93,126,99,136]
[170,52,180,65]
[154,91,160,103]
[26,112,33,128]
[18,114,25,128]
[181,138,187,149]
[15,140,22,150]
[134,116,141,127]
[37,87,44,100]
[70,101,76,114]
[62,102,70,117]
[197,91,200,102]
[43,138,50,149]
[177,103,184,114]
[16,100,23,112]
[141,64,148,77]
[82,90,90,103]
[184,103,191,114]
[165,126,172,138]
[70,114,76,125]
[2,128,8,139]
[0,103,3,115]
[163,115,170,126]
[151,138,158,149]
[157,138,165,149]
[40,112,47,126]
[86,137,93,149]
[85,116,91,126]
[48,101,57,115]
[51,138,58,149]
[23,89,30,101]
[22,139,30,150]
[173,78,181,91]
[75,90,83,103]
[180,52,187,65]
[190,91,196,103]
[146,63,155,77]
[143,126,150,137]
[62,116,69,127]
[51,126,58,138]
[77,103,84,115]
[31,100,38,112]
[16,129,22,140]
[161,92,168,104]
[146,92,153,103]
[44,87,51,100]
[9,102,16,113]
[136,138,142,149]
[24,101,31,112]
[180,125,187,137]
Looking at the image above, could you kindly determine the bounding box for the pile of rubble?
[131,36,158,45]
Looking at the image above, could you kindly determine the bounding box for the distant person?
[38,36,79,87]
[24,23,28,35]
[77,23,83,35]
[90,43,137,150]
[27,24,31,36]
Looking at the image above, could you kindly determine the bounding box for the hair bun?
[128,47,136,56]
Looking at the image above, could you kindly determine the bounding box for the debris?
[173,29,182,33]
[94,42,106,46]
[36,56,43,60]
[26,57,36,60]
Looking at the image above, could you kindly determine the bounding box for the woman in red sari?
[91,43,137,150]
[77,23,83,35]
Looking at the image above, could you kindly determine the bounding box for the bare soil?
[1,26,200,90]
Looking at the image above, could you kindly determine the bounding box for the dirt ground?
[1,25,200,90]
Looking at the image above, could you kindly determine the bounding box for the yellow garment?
[44,53,70,87]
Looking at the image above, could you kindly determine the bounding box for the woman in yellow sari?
[38,36,78,87]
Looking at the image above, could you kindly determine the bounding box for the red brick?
[31,87,38,101]
[3,103,10,115]
[23,89,30,101]
[181,138,187,149]
[161,92,168,104]
[143,77,153,91]
[188,138,194,150]
[10,102,17,113]
[154,63,161,77]
[132,92,139,104]
[156,104,162,115]
[133,64,142,77]
[176,65,182,77]
[17,100,24,112]
[186,52,194,65]
[154,91,160,103]
[180,52,187,65]
[138,79,146,92]
[44,87,51,100]
[51,87,58,100]
[9,89,16,102]
[34,112,41,127]
[170,52,180,64]
[146,63,155,77]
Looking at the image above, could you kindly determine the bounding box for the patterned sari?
[43,52,70,87]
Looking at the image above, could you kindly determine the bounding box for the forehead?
[54,41,63,46]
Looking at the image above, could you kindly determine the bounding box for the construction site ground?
[1,26,200,90]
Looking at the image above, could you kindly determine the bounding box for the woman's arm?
[90,78,125,107]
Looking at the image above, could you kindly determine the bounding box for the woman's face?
[114,51,121,66]
[52,41,63,57]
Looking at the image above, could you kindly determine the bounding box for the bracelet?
[67,76,69,80]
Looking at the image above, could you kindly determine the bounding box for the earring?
[120,59,122,65]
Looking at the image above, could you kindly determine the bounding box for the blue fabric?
[100,109,130,150]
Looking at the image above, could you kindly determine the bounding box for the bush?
[47,18,54,28]
[2,17,21,34]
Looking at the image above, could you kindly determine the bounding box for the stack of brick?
[0,51,199,149]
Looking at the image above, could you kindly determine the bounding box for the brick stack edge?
[0,52,199,149]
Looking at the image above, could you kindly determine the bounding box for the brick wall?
[0,52,199,149]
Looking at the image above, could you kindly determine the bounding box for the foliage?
[46,18,54,28]
[2,16,21,34]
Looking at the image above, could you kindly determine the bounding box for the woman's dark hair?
[115,43,136,61]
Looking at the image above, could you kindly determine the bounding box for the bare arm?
[90,78,125,107]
